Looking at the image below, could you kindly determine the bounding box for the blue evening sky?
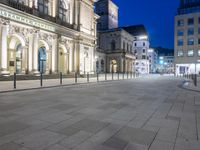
[113,0,179,49]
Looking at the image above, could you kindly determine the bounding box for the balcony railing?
[8,0,33,14]
[2,0,74,30]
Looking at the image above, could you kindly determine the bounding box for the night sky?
[113,0,180,49]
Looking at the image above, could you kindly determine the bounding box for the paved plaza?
[0,76,200,150]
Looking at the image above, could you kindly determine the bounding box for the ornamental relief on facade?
[39,32,53,50]
[8,25,29,45]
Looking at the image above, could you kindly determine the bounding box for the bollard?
[194,74,197,87]
[87,73,89,83]
[97,73,99,82]
[123,72,125,80]
[112,71,114,80]
[60,72,62,85]
[75,72,77,83]
[40,73,43,87]
[118,72,119,80]
[105,72,107,81]
[14,73,16,89]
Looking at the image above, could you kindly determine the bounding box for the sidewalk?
[0,74,137,93]
[182,77,200,92]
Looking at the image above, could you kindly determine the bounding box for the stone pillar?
[32,30,39,74]
[22,46,28,74]
[0,20,9,75]
[45,51,50,74]
[73,43,77,72]
[69,47,73,72]
[52,35,58,73]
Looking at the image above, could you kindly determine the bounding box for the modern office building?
[0,0,98,76]
[175,0,200,75]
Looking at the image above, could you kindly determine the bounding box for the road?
[0,76,199,150]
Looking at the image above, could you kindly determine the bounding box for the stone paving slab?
[0,76,199,150]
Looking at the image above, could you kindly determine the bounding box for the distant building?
[95,0,118,30]
[155,47,174,74]
[95,0,151,74]
[123,25,150,74]
[175,0,200,75]
[97,28,135,73]
[148,48,158,73]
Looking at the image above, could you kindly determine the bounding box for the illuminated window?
[187,38,194,45]
[188,50,194,57]
[178,50,183,57]
[198,50,200,56]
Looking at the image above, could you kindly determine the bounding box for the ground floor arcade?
[0,20,95,76]
[175,63,200,75]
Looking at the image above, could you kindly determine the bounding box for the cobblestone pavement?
[0,76,199,150]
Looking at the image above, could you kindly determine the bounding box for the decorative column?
[69,46,73,73]
[45,50,50,74]
[0,19,10,75]
[73,42,77,72]
[22,46,28,74]
[32,29,39,74]
[52,35,58,73]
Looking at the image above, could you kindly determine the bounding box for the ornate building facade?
[0,0,98,75]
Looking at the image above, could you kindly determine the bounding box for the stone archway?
[110,59,118,73]
[38,47,46,73]
[38,40,50,74]
[59,45,68,74]
[8,34,26,75]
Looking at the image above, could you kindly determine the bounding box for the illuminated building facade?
[0,0,98,75]
[175,0,200,75]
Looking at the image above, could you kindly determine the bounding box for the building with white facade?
[123,25,150,74]
[148,48,157,73]
[97,28,135,73]
[175,0,200,75]
[0,0,98,76]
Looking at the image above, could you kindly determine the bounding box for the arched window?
[111,40,116,50]
[38,0,48,15]
[59,0,70,23]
